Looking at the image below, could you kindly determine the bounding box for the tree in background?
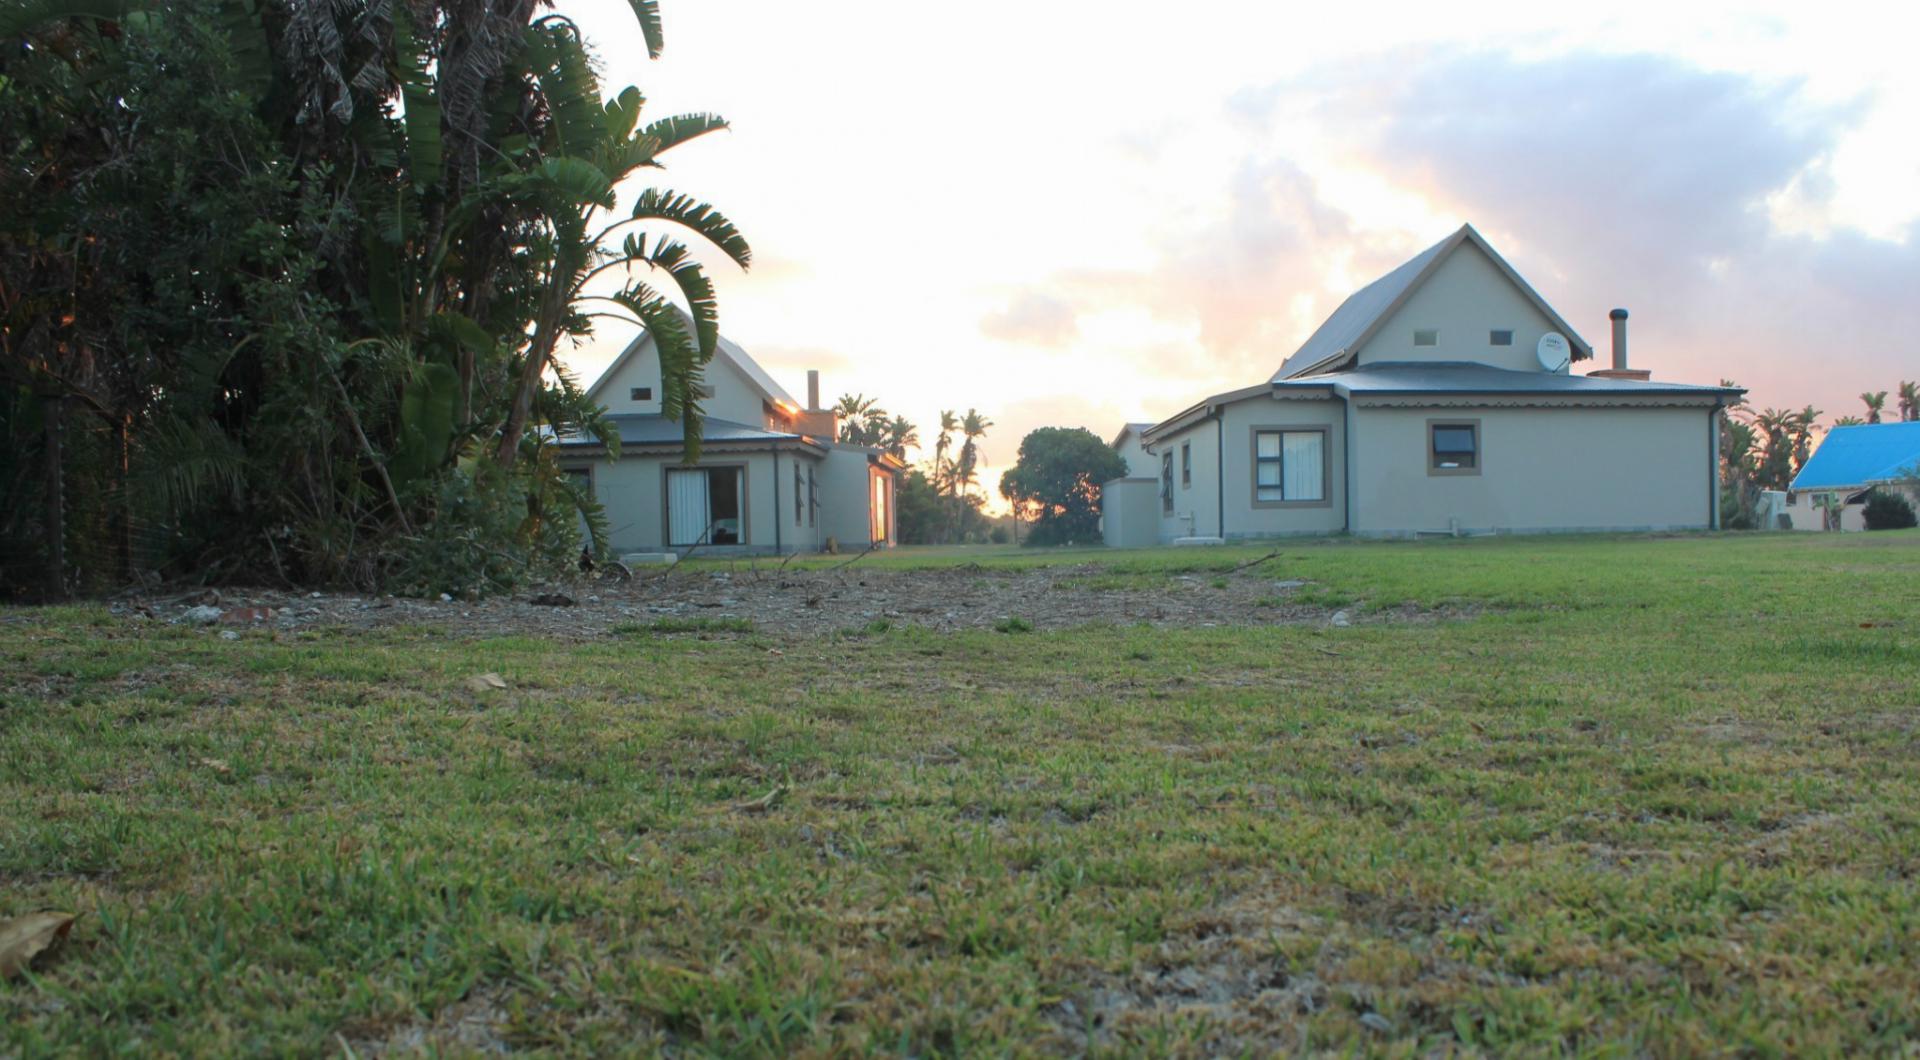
[1832,416,1865,427]
[1791,406,1821,477]
[998,427,1126,547]
[879,415,919,462]
[1716,381,1761,528]
[954,409,993,499]
[1861,391,1888,424]
[1750,408,1796,492]
[1899,381,1919,422]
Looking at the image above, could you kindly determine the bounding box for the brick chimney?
[794,368,838,439]
[1587,308,1651,381]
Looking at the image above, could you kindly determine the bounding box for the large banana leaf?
[526,19,604,161]
[392,6,443,190]
[392,363,460,485]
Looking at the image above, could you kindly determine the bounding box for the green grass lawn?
[4,532,1919,1055]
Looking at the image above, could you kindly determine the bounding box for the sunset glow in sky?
[560,0,1920,507]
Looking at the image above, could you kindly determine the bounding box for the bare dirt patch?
[110,563,1453,639]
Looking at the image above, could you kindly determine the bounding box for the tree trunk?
[117,414,133,582]
[43,395,66,600]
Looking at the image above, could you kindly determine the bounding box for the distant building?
[1782,422,1920,531]
[1103,224,1743,545]
[559,325,900,555]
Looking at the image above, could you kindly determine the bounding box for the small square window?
[1430,422,1479,473]
[630,386,653,401]
[1414,329,1438,346]
[1489,330,1513,346]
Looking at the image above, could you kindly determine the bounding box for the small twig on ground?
[1315,646,1343,657]
[1227,550,1283,575]
[818,543,879,584]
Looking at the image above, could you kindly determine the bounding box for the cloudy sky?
[559,0,1920,506]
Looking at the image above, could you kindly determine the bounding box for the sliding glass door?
[666,467,744,546]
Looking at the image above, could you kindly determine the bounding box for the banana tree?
[489,15,748,468]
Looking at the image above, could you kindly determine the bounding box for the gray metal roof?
[1273,237,1452,380]
[1275,361,1741,397]
[713,331,799,409]
[557,415,814,448]
[1273,224,1594,380]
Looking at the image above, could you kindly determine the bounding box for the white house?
[1104,224,1743,544]
[1779,421,1920,531]
[559,328,900,555]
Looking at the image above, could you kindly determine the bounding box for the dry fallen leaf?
[735,783,788,813]
[198,757,231,774]
[466,673,509,693]
[0,911,77,979]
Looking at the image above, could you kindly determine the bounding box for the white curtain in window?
[1283,432,1324,501]
[667,469,709,545]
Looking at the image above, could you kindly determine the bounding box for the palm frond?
[620,233,719,359]
[627,0,664,58]
[634,113,728,161]
[627,188,751,268]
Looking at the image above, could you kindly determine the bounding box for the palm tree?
[833,394,879,445]
[1861,391,1888,424]
[1899,381,1919,422]
[1751,408,1795,491]
[880,415,919,461]
[933,410,959,496]
[1832,415,1866,427]
[486,15,747,467]
[1791,405,1821,475]
[955,409,993,498]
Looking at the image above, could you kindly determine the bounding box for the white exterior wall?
[1354,244,1570,372]
[1148,421,1223,541]
[1100,478,1161,548]
[1218,395,1348,539]
[1349,404,1717,535]
[818,446,894,549]
[582,448,827,555]
[1114,429,1153,477]
[594,334,785,429]
[1782,484,1920,532]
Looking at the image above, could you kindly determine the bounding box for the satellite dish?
[1536,332,1571,373]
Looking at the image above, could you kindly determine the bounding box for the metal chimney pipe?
[1609,308,1628,371]
[807,369,820,411]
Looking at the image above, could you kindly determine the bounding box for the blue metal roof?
[1790,422,1920,490]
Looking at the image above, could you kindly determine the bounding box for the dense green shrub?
[1862,489,1917,530]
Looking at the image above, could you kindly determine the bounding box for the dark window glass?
[1431,424,1478,469]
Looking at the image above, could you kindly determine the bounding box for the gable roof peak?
[1272,223,1593,380]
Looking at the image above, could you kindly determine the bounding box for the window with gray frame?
[1430,423,1478,470]
[794,464,803,523]
[1413,329,1438,346]
[807,467,817,526]
[1161,452,1174,513]
[1181,443,1191,488]
[1489,330,1513,346]
[630,386,653,400]
[1253,429,1325,503]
